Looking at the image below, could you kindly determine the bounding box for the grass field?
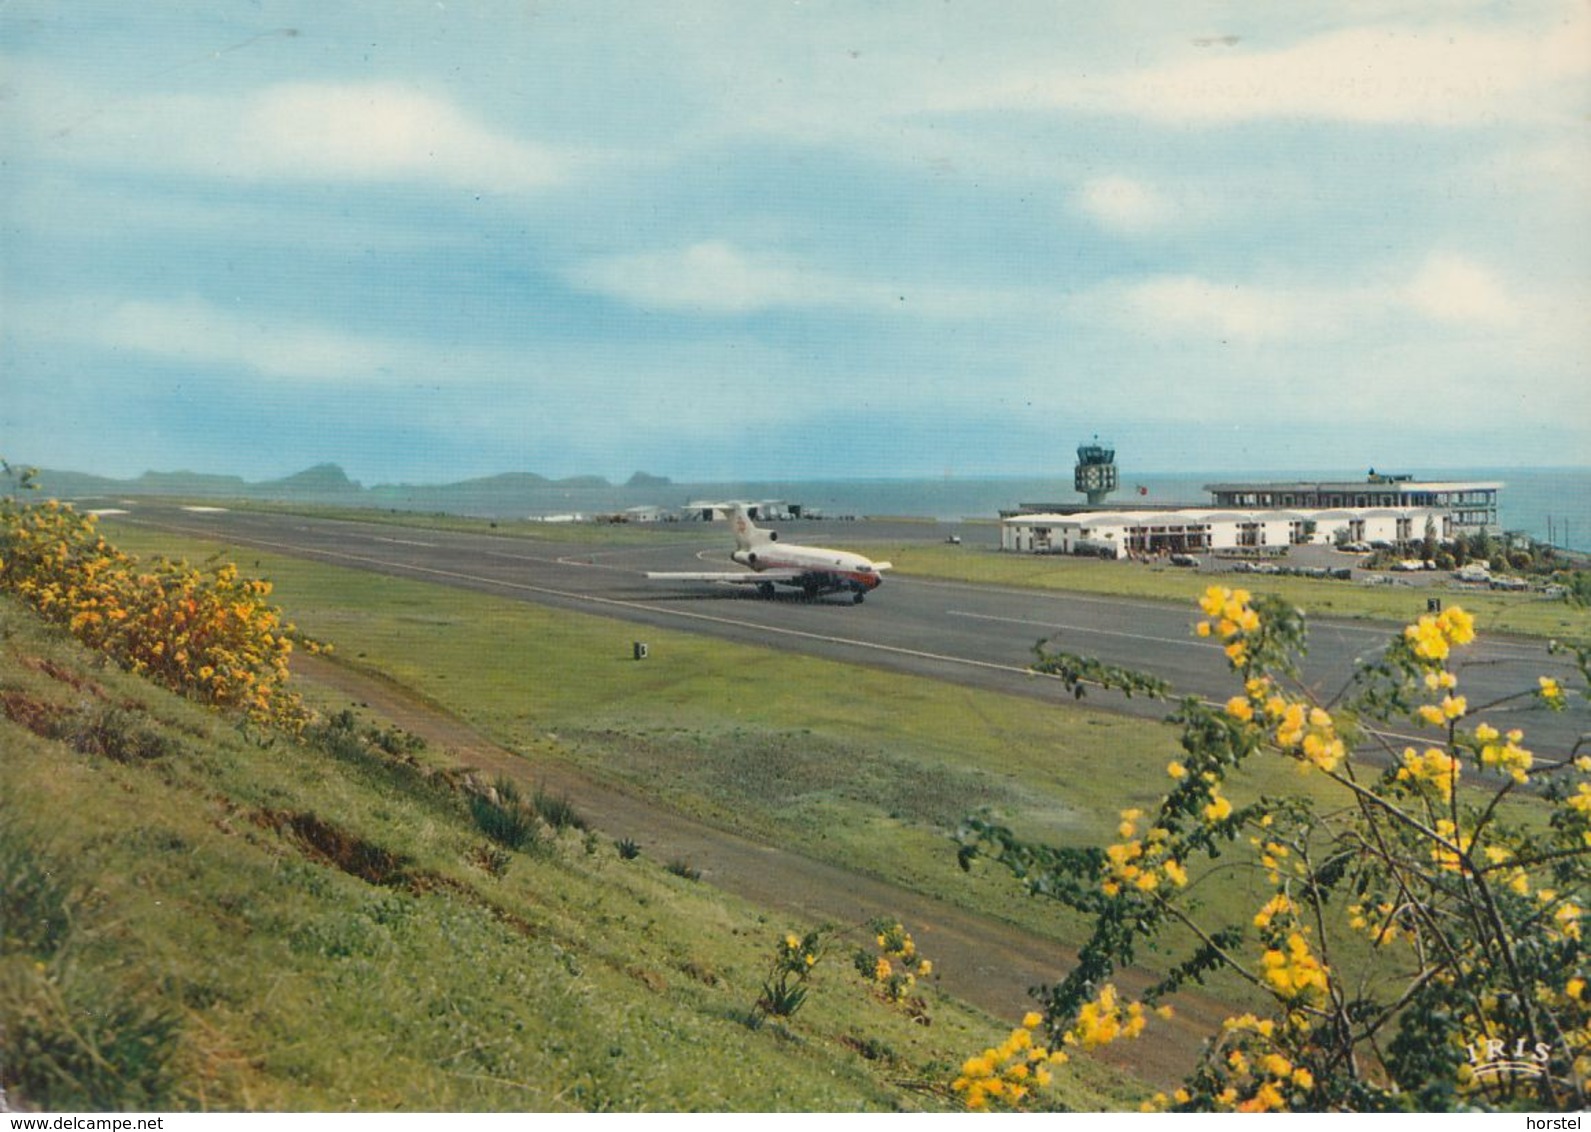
[3,595,1162,1111]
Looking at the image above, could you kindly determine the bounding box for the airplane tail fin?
[729,504,774,550]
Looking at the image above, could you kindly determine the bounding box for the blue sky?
[2,2,1587,484]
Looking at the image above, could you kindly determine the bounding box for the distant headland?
[16,463,675,504]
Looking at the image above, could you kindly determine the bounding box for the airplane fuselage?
[730,544,886,594]
[645,505,891,603]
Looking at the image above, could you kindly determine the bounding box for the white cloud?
[1073,176,1172,234]
[27,76,567,192]
[1077,252,1554,346]
[235,82,565,191]
[96,297,399,380]
[1085,275,1357,345]
[569,241,840,315]
[568,240,1037,319]
[948,13,1590,127]
[1404,255,1519,326]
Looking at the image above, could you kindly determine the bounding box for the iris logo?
[1465,1036,1551,1081]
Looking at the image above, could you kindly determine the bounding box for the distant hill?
[24,467,250,499]
[20,463,681,515]
[442,472,553,490]
[258,463,362,494]
[626,471,673,488]
[135,470,250,493]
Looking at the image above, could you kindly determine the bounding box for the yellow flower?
[1203,793,1233,823]
[1167,760,1188,779]
[1438,606,1475,644]
[1397,746,1460,801]
[1226,696,1254,722]
[1254,892,1295,929]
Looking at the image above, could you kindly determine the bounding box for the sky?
[2,2,1588,485]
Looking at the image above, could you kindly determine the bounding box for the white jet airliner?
[647,506,892,603]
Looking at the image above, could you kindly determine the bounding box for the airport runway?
[109,503,1587,756]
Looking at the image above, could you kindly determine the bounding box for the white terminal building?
[1001,473,1502,559]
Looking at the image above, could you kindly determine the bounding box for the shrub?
[0,499,315,730]
[665,859,702,882]
[469,777,540,851]
[531,785,587,831]
[755,930,824,1020]
[960,589,1590,1111]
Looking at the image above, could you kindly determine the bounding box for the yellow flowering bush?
[0,497,315,730]
[853,918,934,1012]
[754,916,936,1026]
[952,1012,1067,1110]
[960,587,1590,1111]
[754,929,825,1020]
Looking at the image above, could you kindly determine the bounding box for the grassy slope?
[1,597,1152,1111]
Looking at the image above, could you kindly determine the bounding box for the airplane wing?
[645,570,807,585]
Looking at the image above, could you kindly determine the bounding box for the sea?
[387,467,1591,553]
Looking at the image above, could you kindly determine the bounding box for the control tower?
[1074,437,1118,505]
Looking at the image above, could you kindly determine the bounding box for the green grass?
[1,597,1150,1111]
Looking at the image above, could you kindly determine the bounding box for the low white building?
[1002,506,1447,558]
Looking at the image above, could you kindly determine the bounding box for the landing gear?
[853,591,866,604]
[757,582,775,599]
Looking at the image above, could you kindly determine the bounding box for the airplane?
[646,505,892,603]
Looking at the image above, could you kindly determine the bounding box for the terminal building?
[1002,470,1502,558]
[1203,473,1499,537]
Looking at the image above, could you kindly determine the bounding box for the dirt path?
[296,654,1226,1088]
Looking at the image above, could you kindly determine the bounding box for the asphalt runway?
[109,503,1587,756]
